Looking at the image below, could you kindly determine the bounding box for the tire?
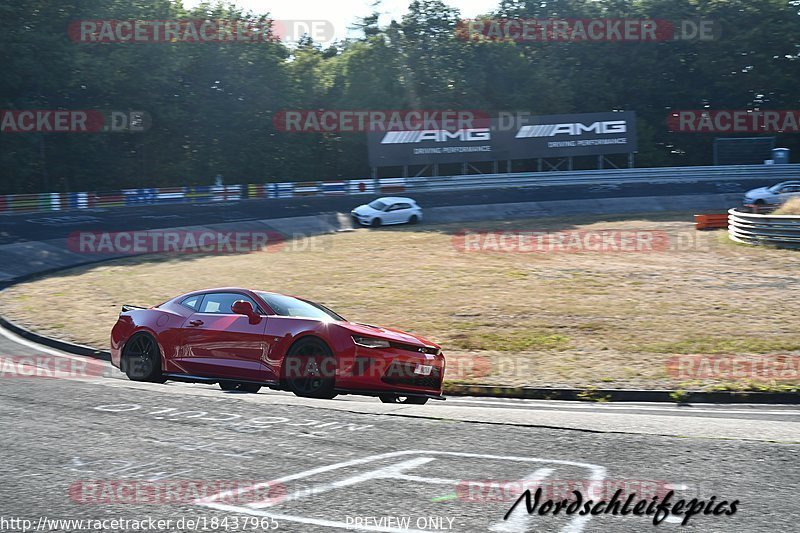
[371,218,382,228]
[238,383,262,393]
[283,337,337,399]
[219,381,261,393]
[408,215,419,224]
[379,394,428,405]
[122,333,166,383]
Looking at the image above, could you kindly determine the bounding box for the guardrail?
[728,208,800,249]
[406,164,799,191]
[1,164,797,215]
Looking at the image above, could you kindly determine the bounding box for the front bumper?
[336,345,446,396]
[350,212,370,226]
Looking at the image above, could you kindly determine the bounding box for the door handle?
[188,319,204,327]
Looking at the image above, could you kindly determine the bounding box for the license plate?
[414,364,433,376]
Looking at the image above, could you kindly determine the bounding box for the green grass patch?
[451,330,570,351]
[641,336,800,354]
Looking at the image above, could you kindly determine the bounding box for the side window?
[181,295,203,311]
[397,203,411,210]
[199,293,260,314]
[386,204,398,211]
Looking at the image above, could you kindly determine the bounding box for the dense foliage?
[1,0,799,193]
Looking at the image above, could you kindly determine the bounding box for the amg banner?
[367,111,637,166]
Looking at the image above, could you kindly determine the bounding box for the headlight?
[352,335,390,349]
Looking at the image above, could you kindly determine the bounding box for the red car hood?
[340,322,440,349]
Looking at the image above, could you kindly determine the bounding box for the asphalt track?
[0,178,770,245]
[1,177,798,532]
[1,325,798,533]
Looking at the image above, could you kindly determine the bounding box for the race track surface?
[1,326,797,533]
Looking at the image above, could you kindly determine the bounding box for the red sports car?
[110,288,445,404]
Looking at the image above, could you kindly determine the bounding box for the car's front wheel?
[379,394,428,405]
[371,218,382,228]
[283,337,337,399]
[122,333,166,383]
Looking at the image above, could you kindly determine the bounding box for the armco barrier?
[1,164,797,215]
[728,208,800,249]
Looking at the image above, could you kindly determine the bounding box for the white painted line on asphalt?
[664,483,689,491]
[247,457,437,509]
[196,450,606,533]
[489,468,554,533]
[0,324,106,363]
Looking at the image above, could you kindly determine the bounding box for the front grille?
[389,341,440,356]
[382,361,442,389]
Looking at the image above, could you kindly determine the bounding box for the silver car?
[743,181,800,207]
[350,197,423,227]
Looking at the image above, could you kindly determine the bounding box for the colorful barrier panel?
[247,184,268,199]
[212,185,242,201]
[123,188,156,205]
[6,193,50,212]
[67,192,89,209]
[348,179,375,194]
[91,191,125,208]
[379,177,406,193]
[268,182,294,199]
[185,185,215,203]
[154,187,188,204]
[293,181,321,196]
[322,181,346,195]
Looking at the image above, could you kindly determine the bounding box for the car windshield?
[368,200,387,211]
[256,292,344,321]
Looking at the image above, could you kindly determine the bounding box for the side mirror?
[232,300,261,324]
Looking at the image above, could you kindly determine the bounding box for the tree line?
[1,0,799,194]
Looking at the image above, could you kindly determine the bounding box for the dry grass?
[773,197,800,215]
[2,212,800,390]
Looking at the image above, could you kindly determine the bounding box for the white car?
[350,197,423,227]
[743,181,800,207]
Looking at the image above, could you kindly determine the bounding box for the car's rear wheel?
[284,337,337,399]
[408,214,419,224]
[379,394,428,405]
[218,381,261,393]
[122,333,166,383]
